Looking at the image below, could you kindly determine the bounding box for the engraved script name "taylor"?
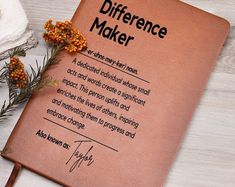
[66,140,95,172]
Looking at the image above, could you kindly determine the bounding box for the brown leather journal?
[1,0,230,186]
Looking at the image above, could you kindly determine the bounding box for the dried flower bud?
[8,57,28,89]
[43,20,87,53]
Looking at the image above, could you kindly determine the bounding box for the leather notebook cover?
[2,0,230,186]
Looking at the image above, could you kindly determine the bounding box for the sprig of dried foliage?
[0,46,63,121]
[0,19,87,122]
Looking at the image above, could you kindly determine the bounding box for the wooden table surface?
[0,0,235,186]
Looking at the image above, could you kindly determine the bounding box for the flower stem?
[0,45,64,121]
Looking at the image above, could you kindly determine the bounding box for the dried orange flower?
[8,57,28,89]
[43,19,87,53]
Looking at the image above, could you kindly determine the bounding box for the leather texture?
[1,0,230,186]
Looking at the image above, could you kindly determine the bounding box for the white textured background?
[0,0,235,186]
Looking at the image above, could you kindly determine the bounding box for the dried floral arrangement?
[0,20,87,121]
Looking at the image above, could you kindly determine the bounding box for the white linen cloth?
[0,0,37,60]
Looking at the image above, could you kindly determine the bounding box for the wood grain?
[0,0,235,186]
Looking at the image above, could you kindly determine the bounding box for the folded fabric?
[0,0,37,61]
